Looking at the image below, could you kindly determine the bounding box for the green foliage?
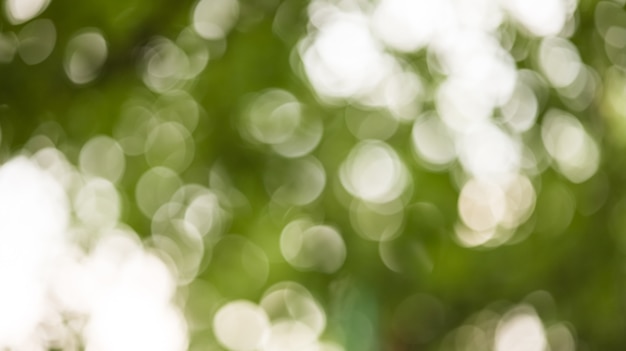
[1,0,626,350]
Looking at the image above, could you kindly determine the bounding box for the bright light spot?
[500,175,536,229]
[0,157,68,260]
[458,178,506,232]
[150,202,206,284]
[454,224,497,247]
[435,31,517,108]
[17,19,56,65]
[5,0,50,24]
[213,300,270,351]
[265,156,326,206]
[495,305,546,351]
[83,235,186,351]
[350,200,404,242]
[502,0,570,37]
[538,37,582,89]
[64,30,108,85]
[142,37,190,93]
[501,81,539,133]
[135,166,182,218]
[192,0,239,40]
[86,299,187,351]
[456,173,536,247]
[300,10,393,101]
[242,89,301,145]
[264,320,318,351]
[172,184,229,239]
[31,147,80,194]
[411,112,456,167]
[260,282,326,337]
[371,0,454,52]
[0,151,189,351]
[436,78,493,132]
[557,65,598,111]
[79,135,125,183]
[145,122,194,172]
[457,122,521,180]
[271,109,323,158]
[456,175,536,247]
[453,0,503,31]
[74,177,120,230]
[280,220,346,273]
[541,110,600,183]
[340,140,409,203]
[376,69,424,120]
[0,157,69,348]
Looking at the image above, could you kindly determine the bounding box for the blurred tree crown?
[0,0,625,350]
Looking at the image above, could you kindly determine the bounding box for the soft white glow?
[501,81,539,133]
[453,0,503,31]
[213,300,270,351]
[0,151,188,351]
[142,37,189,93]
[454,224,497,248]
[300,10,392,100]
[363,67,424,120]
[340,140,408,203]
[495,305,546,351]
[151,202,206,284]
[5,0,50,24]
[411,112,456,167]
[0,157,69,348]
[83,237,185,351]
[243,89,301,145]
[74,177,120,230]
[541,110,600,183]
[266,156,326,206]
[65,30,108,84]
[435,30,516,111]
[280,220,346,273]
[135,167,183,218]
[184,192,221,236]
[436,78,493,132]
[192,0,239,40]
[456,174,536,247]
[18,19,56,65]
[538,37,582,89]
[502,0,570,37]
[263,320,318,351]
[79,135,125,183]
[350,200,404,242]
[271,111,323,158]
[458,178,506,232]
[457,122,521,180]
[260,282,326,337]
[371,0,454,52]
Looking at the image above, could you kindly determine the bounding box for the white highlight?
[213,300,270,351]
